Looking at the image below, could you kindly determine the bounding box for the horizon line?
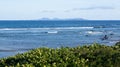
[0,19,120,21]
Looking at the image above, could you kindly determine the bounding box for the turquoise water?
[0,20,120,58]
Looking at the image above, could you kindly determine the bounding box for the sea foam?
[0,27,94,31]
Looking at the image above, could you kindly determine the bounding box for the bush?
[0,43,120,67]
[115,41,120,47]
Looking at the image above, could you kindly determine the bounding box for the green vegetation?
[0,43,120,67]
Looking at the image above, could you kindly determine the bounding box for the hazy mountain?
[38,18,86,20]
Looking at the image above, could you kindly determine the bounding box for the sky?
[0,0,120,20]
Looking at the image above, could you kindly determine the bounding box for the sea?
[0,20,120,58]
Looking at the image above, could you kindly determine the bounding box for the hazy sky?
[0,0,120,20]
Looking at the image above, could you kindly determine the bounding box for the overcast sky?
[0,0,120,20]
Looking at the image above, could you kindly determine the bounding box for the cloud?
[64,10,71,12]
[41,10,55,13]
[64,6,115,12]
[72,6,115,10]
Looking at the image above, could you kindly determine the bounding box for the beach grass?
[0,43,120,67]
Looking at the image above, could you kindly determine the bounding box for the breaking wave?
[47,31,58,34]
[86,31,103,35]
[0,27,94,31]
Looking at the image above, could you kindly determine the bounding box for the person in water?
[101,35,108,40]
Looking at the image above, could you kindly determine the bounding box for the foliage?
[0,43,120,67]
[115,41,120,47]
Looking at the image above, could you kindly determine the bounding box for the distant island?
[37,18,86,21]
[0,18,87,21]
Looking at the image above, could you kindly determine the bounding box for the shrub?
[0,43,120,67]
